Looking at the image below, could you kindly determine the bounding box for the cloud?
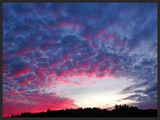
[3,92,78,117]
[3,3,157,116]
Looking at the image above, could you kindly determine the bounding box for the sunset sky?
[3,3,157,117]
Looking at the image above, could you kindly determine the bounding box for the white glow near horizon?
[55,75,136,109]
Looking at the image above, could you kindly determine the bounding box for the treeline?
[9,104,157,117]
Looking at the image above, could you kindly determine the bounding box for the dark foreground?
[10,105,157,117]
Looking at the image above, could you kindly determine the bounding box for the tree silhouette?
[9,104,157,117]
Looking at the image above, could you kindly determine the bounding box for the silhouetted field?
[9,105,157,117]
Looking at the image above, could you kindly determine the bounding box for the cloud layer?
[3,3,157,117]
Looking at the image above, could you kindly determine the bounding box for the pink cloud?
[19,78,30,86]
[17,49,31,56]
[3,92,78,117]
[11,66,30,78]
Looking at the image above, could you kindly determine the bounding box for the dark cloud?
[144,82,157,95]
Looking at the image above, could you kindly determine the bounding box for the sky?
[3,3,157,117]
